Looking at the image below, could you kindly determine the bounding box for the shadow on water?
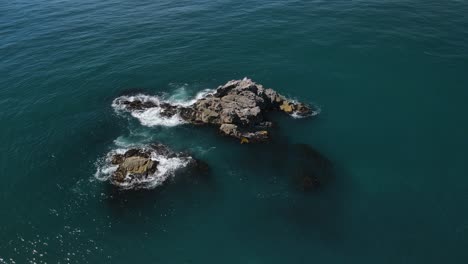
[227,111,334,191]
[98,95,347,241]
[101,158,215,227]
[217,113,348,243]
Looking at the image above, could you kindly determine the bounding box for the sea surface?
[1,0,468,263]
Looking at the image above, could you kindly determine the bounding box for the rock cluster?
[117,78,314,142]
[110,148,158,184]
[108,144,194,188]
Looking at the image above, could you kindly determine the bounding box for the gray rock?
[219,123,240,138]
[219,123,269,142]
[115,78,314,142]
[110,146,168,184]
[112,154,157,184]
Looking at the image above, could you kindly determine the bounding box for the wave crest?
[112,88,214,127]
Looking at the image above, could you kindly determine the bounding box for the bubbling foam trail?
[132,107,185,127]
[167,85,214,107]
[172,88,214,107]
[112,94,186,127]
[112,88,214,127]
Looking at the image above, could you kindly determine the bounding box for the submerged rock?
[291,144,333,191]
[113,78,317,142]
[96,143,207,189]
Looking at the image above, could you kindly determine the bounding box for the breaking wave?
[94,145,192,189]
[112,87,214,127]
[168,85,214,107]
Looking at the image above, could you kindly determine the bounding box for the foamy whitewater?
[112,87,214,127]
[94,145,192,189]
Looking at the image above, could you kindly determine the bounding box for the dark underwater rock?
[121,100,158,111]
[291,144,333,191]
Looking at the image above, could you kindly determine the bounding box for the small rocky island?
[98,79,323,189]
[113,78,316,142]
[96,144,205,189]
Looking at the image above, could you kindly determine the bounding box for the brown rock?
[111,154,124,165]
[280,101,294,113]
[111,149,158,184]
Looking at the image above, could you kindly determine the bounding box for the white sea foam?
[112,87,214,127]
[171,88,214,107]
[94,146,192,189]
[132,107,186,127]
[291,106,321,119]
[112,94,184,127]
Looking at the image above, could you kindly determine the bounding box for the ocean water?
[1,0,468,263]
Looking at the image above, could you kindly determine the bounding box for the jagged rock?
[114,78,315,142]
[219,124,239,138]
[219,123,268,142]
[280,101,294,113]
[97,142,213,190]
[111,154,124,165]
[110,148,158,184]
[122,100,157,110]
[113,156,157,183]
[159,103,179,117]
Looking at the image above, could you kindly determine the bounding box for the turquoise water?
[1,0,468,263]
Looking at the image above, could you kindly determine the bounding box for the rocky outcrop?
[114,78,315,142]
[110,148,158,184]
[219,124,269,143]
[97,144,206,189]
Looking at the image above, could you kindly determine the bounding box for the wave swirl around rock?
[113,78,318,142]
[95,144,196,189]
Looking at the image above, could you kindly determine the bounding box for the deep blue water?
[1,0,468,263]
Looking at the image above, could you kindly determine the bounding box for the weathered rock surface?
[99,144,205,189]
[115,78,315,142]
[111,148,157,184]
[219,124,269,143]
